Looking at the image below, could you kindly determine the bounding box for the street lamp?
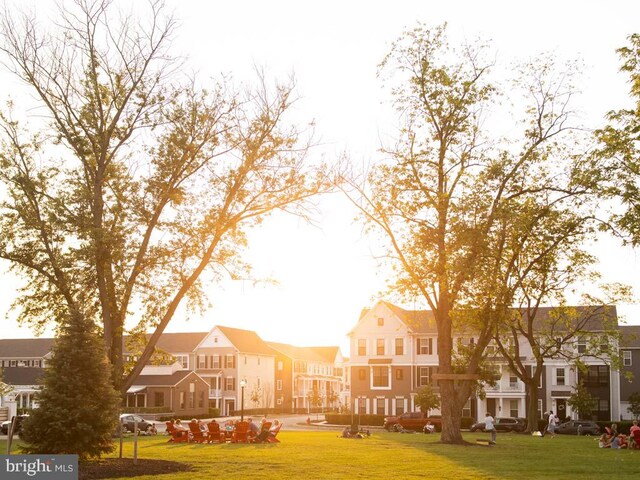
[240,378,247,422]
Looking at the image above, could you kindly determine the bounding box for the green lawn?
[3,431,639,479]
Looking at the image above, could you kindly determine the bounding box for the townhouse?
[267,342,345,412]
[348,300,628,421]
[1,325,345,419]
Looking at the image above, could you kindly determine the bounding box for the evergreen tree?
[20,310,120,459]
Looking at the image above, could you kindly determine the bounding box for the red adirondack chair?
[232,421,250,443]
[207,421,225,443]
[188,421,207,443]
[631,429,640,449]
[165,421,189,443]
[266,422,282,443]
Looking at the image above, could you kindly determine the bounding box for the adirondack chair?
[253,421,272,442]
[232,421,250,443]
[207,421,225,443]
[188,421,207,443]
[266,422,282,443]
[631,429,640,449]
[165,421,189,443]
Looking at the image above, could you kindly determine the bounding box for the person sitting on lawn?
[599,432,613,448]
[174,419,188,439]
[611,434,628,449]
[248,418,260,441]
[341,426,351,438]
[424,421,435,434]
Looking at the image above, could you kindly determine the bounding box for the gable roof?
[358,301,618,336]
[2,367,44,386]
[619,325,640,348]
[267,342,341,363]
[143,332,208,354]
[217,326,276,356]
[0,338,55,358]
[132,370,206,387]
[381,301,438,333]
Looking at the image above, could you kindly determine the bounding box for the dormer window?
[377,317,384,326]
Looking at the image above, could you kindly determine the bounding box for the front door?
[224,399,235,416]
[486,398,497,417]
[556,399,567,421]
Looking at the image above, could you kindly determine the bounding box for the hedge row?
[323,414,475,429]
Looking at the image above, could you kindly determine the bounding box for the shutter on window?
[428,338,433,355]
[417,338,421,354]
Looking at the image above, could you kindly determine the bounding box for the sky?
[1,0,640,355]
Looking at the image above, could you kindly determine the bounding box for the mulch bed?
[79,458,192,479]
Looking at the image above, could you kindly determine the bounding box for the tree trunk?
[439,381,464,443]
[525,382,540,433]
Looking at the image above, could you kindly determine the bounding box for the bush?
[461,417,474,429]
[324,414,385,426]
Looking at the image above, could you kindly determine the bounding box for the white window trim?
[370,365,392,390]
[624,351,632,367]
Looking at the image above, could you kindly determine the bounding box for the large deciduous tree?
[0,0,329,393]
[595,33,640,243]
[342,24,590,443]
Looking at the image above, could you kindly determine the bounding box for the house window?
[418,367,430,386]
[180,392,185,409]
[278,361,283,371]
[537,399,543,419]
[175,355,188,369]
[396,369,404,381]
[198,355,206,369]
[624,351,632,367]
[189,391,195,409]
[225,355,235,368]
[556,368,565,386]
[462,399,471,418]
[358,339,366,356]
[581,365,609,386]
[395,338,404,355]
[213,355,220,369]
[417,338,432,355]
[509,399,518,418]
[225,377,235,390]
[199,391,205,408]
[372,366,389,388]
[376,398,386,414]
[376,339,385,356]
[599,399,609,412]
[377,317,384,326]
[276,398,282,405]
[277,380,282,391]
[577,337,586,354]
[358,369,366,381]
[509,375,518,388]
[396,398,405,416]
[358,398,367,414]
[154,392,164,407]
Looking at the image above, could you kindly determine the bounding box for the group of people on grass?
[598,420,640,449]
[167,417,280,443]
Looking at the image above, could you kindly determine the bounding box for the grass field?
[3,431,639,479]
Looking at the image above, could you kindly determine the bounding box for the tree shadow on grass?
[79,458,192,480]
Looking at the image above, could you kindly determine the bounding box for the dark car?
[470,417,526,433]
[1,415,28,435]
[119,414,155,433]
[555,420,600,436]
[383,412,442,432]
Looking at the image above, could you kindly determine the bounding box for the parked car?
[119,414,155,433]
[470,417,526,433]
[555,420,600,436]
[383,412,442,432]
[1,415,28,435]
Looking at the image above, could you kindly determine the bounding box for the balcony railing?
[484,382,524,393]
[209,388,222,398]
